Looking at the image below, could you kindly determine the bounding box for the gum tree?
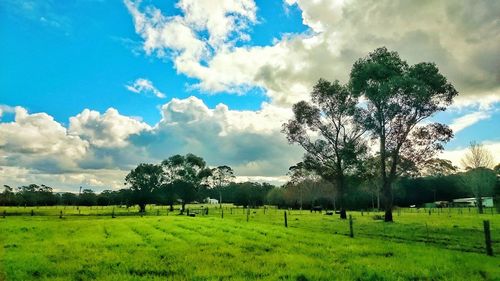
[209,165,235,208]
[461,142,495,213]
[124,163,163,213]
[161,153,212,212]
[282,79,367,219]
[350,47,457,222]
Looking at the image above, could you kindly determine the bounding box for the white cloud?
[0,98,302,191]
[69,108,150,148]
[449,111,491,133]
[125,78,166,98]
[125,0,500,108]
[140,96,302,176]
[0,107,89,174]
[440,141,500,169]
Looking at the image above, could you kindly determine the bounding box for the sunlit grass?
[0,206,499,280]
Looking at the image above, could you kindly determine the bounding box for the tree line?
[2,153,497,213]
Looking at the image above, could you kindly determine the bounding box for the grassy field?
[0,205,499,280]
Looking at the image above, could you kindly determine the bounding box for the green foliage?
[460,168,496,214]
[350,47,457,221]
[125,163,164,212]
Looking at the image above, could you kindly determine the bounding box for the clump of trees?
[284,47,458,222]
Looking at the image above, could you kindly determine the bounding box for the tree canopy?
[350,47,457,221]
[282,79,367,218]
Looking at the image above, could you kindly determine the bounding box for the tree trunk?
[478,197,484,214]
[337,176,347,219]
[379,131,393,222]
[219,191,222,209]
[382,181,393,222]
[376,189,380,210]
[181,202,186,214]
[300,187,303,211]
[139,203,146,213]
[371,192,375,210]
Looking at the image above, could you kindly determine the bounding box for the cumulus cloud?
[125,78,166,98]
[131,96,302,177]
[0,107,88,170]
[125,0,500,107]
[69,108,150,148]
[0,98,302,191]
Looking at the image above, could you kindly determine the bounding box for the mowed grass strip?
[1,213,499,281]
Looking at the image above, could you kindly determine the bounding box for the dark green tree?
[161,154,212,212]
[79,189,97,206]
[350,47,457,221]
[125,163,163,212]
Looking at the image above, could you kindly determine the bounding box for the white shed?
[206,198,219,204]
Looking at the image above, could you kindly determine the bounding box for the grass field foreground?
[1,206,499,280]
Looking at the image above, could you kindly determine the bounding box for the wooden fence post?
[284,211,288,228]
[112,207,116,218]
[2,210,5,218]
[349,215,354,238]
[483,220,493,256]
[221,208,224,219]
[246,207,249,222]
[31,209,34,216]
[59,210,63,219]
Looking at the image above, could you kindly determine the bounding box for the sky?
[0,0,499,192]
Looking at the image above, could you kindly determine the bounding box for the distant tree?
[422,158,458,177]
[225,182,274,207]
[494,163,500,212]
[209,165,235,208]
[460,142,496,213]
[350,47,457,221]
[266,188,285,208]
[125,163,163,213]
[461,142,494,170]
[460,168,496,214]
[61,192,78,206]
[283,79,367,219]
[360,156,382,210]
[494,163,500,174]
[287,162,324,210]
[79,189,97,206]
[1,185,14,206]
[161,154,212,212]
[97,190,114,206]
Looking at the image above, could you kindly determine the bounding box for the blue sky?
[0,0,498,191]
[1,0,307,125]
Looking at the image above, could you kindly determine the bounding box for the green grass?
[0,206,499,280]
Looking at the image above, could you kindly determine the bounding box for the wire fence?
[1,205,497,256]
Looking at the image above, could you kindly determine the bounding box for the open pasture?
[1,206,499,280]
